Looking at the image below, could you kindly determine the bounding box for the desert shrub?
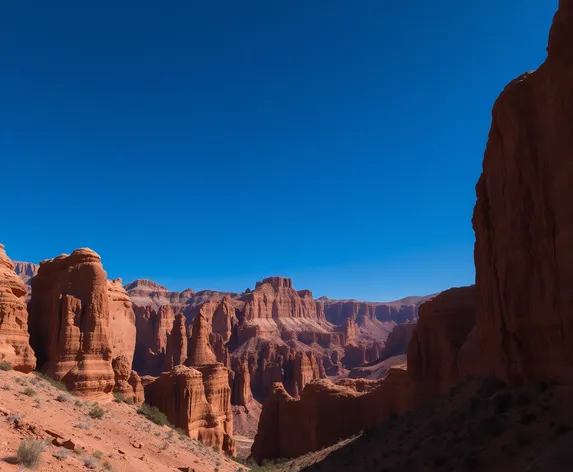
[83,456,99,469]
[74,400,84,407]
[52,447,69,461]
[7,413,24,422]
[74,446,85,456]
[1,384,10,390]
[89,405,105,419]
[16,439,46,468]
[103,461,114,471]
[0,361,13,371]
[56,393,71,403]
[93,450,103,458]
[23,387,36,396]
[33,372,67,391]
[74,422,91,430]
[33,398,41,408]
[113,392,134,404]
[137,403,170,426]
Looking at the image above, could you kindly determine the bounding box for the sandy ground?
[0,369,246,472]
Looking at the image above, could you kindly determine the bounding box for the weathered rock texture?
[133,304,175,375]
[144,365,235,455]
[12,261,38,300]
[251,369,412,462]
[0,245,36,372]
[472,0,573,385]
[28,248,138,398]
[145,310,235,454]
[107,279,136,366]
[383,322,417,358]
[164,313,188,371]
[28,249,115,396]
[127,274,433,409]
[112,355,144,404]
[251,286,475,462]
[408,286,476,404]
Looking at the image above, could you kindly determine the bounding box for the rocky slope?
[0,368,242,472]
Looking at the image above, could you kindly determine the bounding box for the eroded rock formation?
[472,0,573,385]
[407,286,476,404]
[112,355,144,404]
[0,244,36,372]
[107,279,136,366]
[144,365,235,455]
[28,249,115,396]
[251,286,475,462]
[383,322,416,358]
[251,369,412,462]
[146,309,235,454]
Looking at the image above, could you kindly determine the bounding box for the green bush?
[23,387,37,397]
[16,439,46,468]
[137,404,170,426]
[0,361,13,371]
[88,405,105,419]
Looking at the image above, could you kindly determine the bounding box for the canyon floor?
[0,369,244,472]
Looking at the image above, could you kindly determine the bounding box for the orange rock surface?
[0,244,36,372]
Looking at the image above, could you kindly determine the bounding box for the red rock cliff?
[28,249,115,396]
[472,0,573,385]
[242,277,324,321]
[0,244,36,372]
[407,286,476,404]
[107,278,136,366]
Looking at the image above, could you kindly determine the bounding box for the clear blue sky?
[1,1,557,301]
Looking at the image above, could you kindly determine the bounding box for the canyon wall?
[251,286,474,462]
[472,0,573,385]
[0,244,36,372]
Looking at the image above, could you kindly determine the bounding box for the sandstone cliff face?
[107,279,136,366]
[383,322,416,358]
[12,261,38,300]
[320,296,429,325]
[146,309,236,455]
[28,249,115,396]
[472,0,573,385]
[125,279,241,321]
[0,245,36,372]
[133,304,175,375]
[407,286,476,404]
[144,366,235,455]
[242,277,325,321]
[251,369,412,462]
[251,287,474,462]
[164,313,187,371]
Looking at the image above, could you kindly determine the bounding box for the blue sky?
[1,1,557,301]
